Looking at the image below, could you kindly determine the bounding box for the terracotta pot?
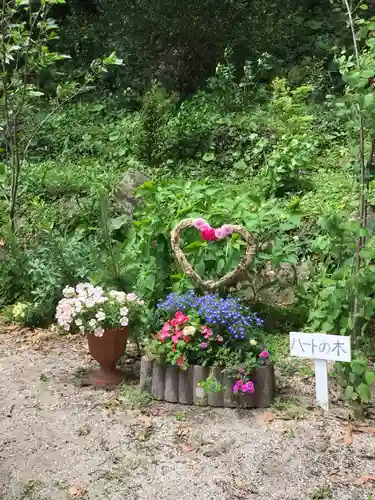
[86,327,129,387]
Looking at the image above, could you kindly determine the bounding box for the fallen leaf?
[68,485,87,497]
[353,475,375,486]
[343,425,353,445]
[180,443,196,453]
[262,411,275,423]
[354,426,375,434]
[234,477,249,491]
[139,415,153,428]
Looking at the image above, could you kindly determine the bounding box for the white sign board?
[289,332,351,411]
[290,332,351,362]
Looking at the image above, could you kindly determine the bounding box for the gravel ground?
[1,327,375,500]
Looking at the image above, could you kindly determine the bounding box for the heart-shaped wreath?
[171,218,256,290]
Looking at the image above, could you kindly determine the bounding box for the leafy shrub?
[0,232,96,326]
[121,180,301,308]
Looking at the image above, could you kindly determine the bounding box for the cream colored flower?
[182,326,196,336]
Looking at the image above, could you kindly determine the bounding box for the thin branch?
[22,80,96,157]
[342,0,366,266]
[15,2,46,118]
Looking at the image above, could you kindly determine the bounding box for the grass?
[308,485,333,500]
[118,384,153,409]
[265,332,314,378]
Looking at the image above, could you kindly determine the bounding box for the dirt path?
[0,328,375,500]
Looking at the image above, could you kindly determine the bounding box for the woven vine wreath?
[171,218,256,290]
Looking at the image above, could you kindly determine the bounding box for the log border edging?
[140,357,275,408]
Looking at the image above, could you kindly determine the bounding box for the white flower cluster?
[55,283,144,337]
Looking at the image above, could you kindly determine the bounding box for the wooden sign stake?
[290,332,351,411]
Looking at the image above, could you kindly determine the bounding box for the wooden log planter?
[139,357,275,408]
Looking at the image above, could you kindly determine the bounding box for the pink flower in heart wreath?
[193,218,233,243]
[193,218,207,230]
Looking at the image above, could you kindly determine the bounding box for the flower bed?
[141,291,276,407]
[140,358,275,408]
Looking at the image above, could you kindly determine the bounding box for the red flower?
[173,311,189,325]
[183,335,191,342]
[201,228,217,241]
[177,355,185,367]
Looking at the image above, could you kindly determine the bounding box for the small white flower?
[73,299,82,313]
[63,286,75,298]
[137,300,145,306]
[94,327,104,337]
[89,319,97,327]
[96,296,108,304]
[75,318,83,326]
[120,317,129,327]
[79,326,85,334]
[126,293,138,302]
[116,292,126,303]
[250,339,257,346]
[96,310,106,322]
[120,307,129,317]
[85,298,95,308]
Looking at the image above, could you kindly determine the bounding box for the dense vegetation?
[1,0,375,407]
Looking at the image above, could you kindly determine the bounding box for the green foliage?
[337,350,375,406]
[56,0,351,94]
[0,232,95,326]
[122,180,300,307]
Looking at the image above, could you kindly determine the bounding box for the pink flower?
[193,218,207,230]
[221,224,233,236]
[202,325,213,339]
[172,332,182,343]
[259,350,270,359]
[201,342,208,349]
[177,355,185,367]
[172,311,189,326]
[201,228,217,241]
[200,223,211,231]
[214,227,225,239]
[161,322,171,334]
[242,381,255,394]
[217,335,224,344]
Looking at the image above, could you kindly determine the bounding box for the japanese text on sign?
[290,332,351,362]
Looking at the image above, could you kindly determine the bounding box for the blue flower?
[157,292,262,339]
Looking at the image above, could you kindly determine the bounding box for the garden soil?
[1,327,375,500]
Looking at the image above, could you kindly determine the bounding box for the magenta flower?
[233,380,243,393]
[201,342,208,349]
[242,381,255,394]
[217,335,224,344]
[259,350,270,359]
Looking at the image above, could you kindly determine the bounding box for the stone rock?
[239,260,312,307]
[111,169,150,219]
[202,438,234,457]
